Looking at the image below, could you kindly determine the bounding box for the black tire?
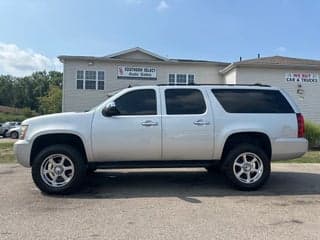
[10,131,18,139]
[222,144,270,191]
[2,130,7,138]
[31,144,87,194]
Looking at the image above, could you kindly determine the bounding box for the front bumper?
[272,138,308,161]
[13,140,32,167]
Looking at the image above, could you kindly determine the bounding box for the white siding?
[224,68,237,84]
[62,60,226,112]
[235,67,320,123]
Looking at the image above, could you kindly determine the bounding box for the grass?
[0,142,319,164]
[0,112,26,122]
[277,151,320,163]
[0,142,16,164]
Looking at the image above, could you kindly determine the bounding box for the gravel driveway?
[0,164,320,240]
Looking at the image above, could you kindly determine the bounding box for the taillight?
[296,113,305,138]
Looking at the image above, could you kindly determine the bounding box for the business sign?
[285,72,319,83]
[117,66,157,80]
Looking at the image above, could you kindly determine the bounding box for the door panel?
[91,87,161,161]
[161,87,214,160]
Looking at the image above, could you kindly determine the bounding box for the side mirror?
[102,102,119,117]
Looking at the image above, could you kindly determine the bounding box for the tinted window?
[212,89,294,113]
[115,89,157,115]
[165,89,206,114]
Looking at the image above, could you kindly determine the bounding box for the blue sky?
[0,0,319,76]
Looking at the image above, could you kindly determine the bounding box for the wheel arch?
[30,133,88,166]
[220,132,272,162]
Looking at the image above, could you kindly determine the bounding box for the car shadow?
[58,169,320,201]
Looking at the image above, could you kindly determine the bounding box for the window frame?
[168,73,195,85]
[76,70,105,90]
[164,88,207,115]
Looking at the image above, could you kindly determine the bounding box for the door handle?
[141,120,158,127]
[193,119,210,126]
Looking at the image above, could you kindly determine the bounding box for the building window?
[76,70,105,90]
[168,74,195,85]
[85,71,96,89]
[98,71,105,90]
[188,74,194,84]
[169,74,175,85]
[176,74,187,84]
[76,71,84,89]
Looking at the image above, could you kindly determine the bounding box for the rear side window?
[115,89,157,115]
[165,89,206,114]
[211,89,294,113]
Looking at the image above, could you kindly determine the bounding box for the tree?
[0,70,63,113]
[38,85,62,114]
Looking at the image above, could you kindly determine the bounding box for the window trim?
[164,88,207,115]
[76,70,105,90]
[168,73,195,85]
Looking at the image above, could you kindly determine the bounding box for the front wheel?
[32,145,86,194]
[222,144,270,191]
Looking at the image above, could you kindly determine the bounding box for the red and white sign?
[117,66,157,80]
[286,73,319,83]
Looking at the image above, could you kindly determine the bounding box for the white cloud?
[0,42,62,77]
[156,0,169,11]
[275,46,287,54]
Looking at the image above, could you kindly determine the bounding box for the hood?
[22,112,94,126]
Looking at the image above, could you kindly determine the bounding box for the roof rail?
[157,83,271,87]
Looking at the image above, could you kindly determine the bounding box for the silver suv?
[14,84,308,194]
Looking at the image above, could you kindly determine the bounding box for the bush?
[305,120,320,149]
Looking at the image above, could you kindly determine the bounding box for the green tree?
[0,75,14,106]
[38,85,62,114]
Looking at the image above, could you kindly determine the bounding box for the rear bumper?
[13,140,32,167]
[272,138,308,161]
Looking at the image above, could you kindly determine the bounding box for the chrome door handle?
[193,119,210,126]
[141,120,158,127]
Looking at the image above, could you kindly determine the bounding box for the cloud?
[275,46,287,54]
[156,0,169,11]
[0,42,61,77]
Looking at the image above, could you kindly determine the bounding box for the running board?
[88,160,220,169]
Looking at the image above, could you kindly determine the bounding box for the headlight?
[19,125,29,140]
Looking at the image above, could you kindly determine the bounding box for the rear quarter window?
[211,89,294,113]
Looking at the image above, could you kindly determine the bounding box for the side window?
[115,89,157,115]
[165,89,206,115]
[211,89,294,113]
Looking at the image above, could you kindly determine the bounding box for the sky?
[0,0,319,76]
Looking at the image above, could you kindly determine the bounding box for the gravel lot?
[0,164,320,240]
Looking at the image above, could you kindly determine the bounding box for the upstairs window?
[76,70,105,90]
[168,74,195,85]
[76,71,84,89]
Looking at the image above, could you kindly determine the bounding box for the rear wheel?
[32,145,86,194]
[222,144,270,191]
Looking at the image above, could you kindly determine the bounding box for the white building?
[58,47,320,123]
